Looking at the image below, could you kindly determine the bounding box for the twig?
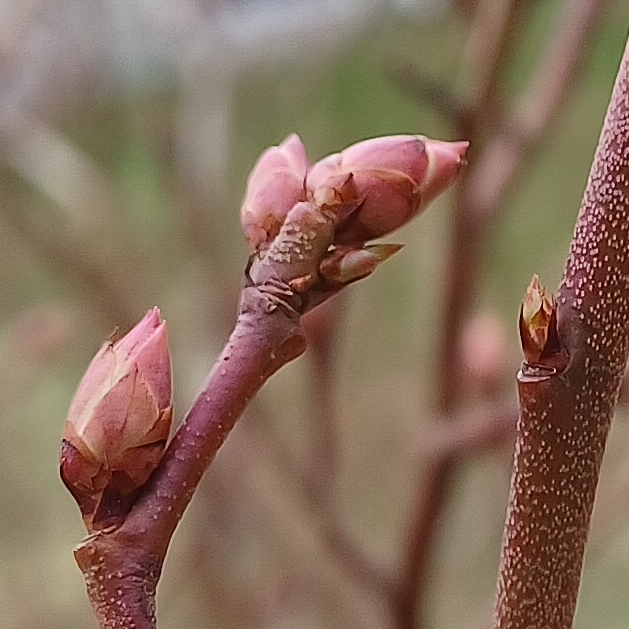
[73,285,307,628]
[0,199,141,327]
[394,3,530,627]
[65,132,468,627]
[0,112,156,326]
[457,0,526,138]
[438,0,606,411]
[495,35,629,626]
[425,403,517,458]
[465,0,609,221]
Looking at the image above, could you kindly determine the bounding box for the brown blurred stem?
[395,1,607,627]
[388,0,526,138]
[439,0,605,410]
[464,0,608,222]
[387,63,470,131]
[302,297,346,500]
[495,35,629,627]
[0,113,156,327]
[426,403,517,459]
[456,0,526,139]
[0,199,141,327]
[394,1,528,625]
[248,395,397,597]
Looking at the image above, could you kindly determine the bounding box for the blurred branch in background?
[1,0,628,627]
[0,111,153,326]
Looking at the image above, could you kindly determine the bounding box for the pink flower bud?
[240,133,310,251]
[60,307,172,530]
[306,135,468,244]
[520,274,554,365]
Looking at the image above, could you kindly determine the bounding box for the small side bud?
[520,275,555,365]
[319,243,403,285]
[306,135,468,244]
[240,134,310,251]
[60,307,172,530]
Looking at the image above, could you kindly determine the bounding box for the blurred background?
[1,0,629,627]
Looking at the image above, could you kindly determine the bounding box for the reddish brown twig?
[302,296,346,499]
[494,35,629,627]
[66,131,467,628]
[73,285,307,628]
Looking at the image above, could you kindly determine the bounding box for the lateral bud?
[519,274,567,370]
[60,307,173,530]
[306,135,468,244]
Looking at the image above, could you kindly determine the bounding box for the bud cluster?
[240,133,468,252]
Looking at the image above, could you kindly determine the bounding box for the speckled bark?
[494,38,629,628]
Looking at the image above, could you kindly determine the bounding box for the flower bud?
[240,133,310,251]
[60,307,172,530]
[306,135,468,244]
[319,243,403,285]
[460,312,509,396]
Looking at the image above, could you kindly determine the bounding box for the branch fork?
[61,133,468,628]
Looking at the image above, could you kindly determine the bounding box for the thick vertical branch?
[396,4,608,628]
[494,37,629,628]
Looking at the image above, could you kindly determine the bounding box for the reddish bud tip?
[240,134,310,251]
[60,307,173,530]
